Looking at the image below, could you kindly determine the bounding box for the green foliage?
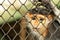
[52,0,60,9]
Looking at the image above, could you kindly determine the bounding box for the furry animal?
[0,5,54,40]
[24,8,54,40]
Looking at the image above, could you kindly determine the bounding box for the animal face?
[26,13,53,37]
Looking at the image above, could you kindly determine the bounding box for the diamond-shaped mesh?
[0,0,60,40]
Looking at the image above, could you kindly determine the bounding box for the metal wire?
[0,0,60,40]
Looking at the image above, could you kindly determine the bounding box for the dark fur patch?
[29,7,53,15]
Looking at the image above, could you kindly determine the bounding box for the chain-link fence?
[0,0,60,40]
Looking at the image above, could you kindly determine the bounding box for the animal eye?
[32,17,36,20]
[40,18,44,23]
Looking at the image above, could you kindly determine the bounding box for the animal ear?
[47,15,53,20]
[26,13,33,18]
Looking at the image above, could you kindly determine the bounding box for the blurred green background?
[0,0,34,25]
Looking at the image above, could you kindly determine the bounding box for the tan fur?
[25,13,53,40]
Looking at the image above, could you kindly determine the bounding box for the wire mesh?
[0,0,60,40]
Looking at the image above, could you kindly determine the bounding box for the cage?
[0,0,60,40]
